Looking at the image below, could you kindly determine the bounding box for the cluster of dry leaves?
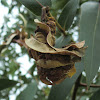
[0,7,86,85]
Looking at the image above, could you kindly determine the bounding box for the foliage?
[0,0,100,100]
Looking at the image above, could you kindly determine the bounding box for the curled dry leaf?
[36,53,82,69]
[25,36,85,57]
[0,32,17,53]
[0,27,28,54]
[4,27,27,46]
[35,32,47,44]
[25,35,55,53]
[25,16,86,85]
[34,19,49,34]
[5,33,18,45]
[34,19,55,46]
[25,6,86,85]
[36,59,73,69]
[37,64,76,85]
[11,27,28,48]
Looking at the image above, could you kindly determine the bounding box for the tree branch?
[79,83,100,88]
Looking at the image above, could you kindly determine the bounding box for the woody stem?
[79,83,100,88]
[49,12,66,36]
[55,20,66,36]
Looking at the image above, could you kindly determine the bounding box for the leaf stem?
[55,20,66,36]
[34,0,44,7]
[49,12,66,36]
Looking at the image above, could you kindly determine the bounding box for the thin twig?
[13,39,28,49]
[79,83,100,88]
[72,74,82,100]
[34,0,44,7]
[55,20,66,36]
[49,12,66,36]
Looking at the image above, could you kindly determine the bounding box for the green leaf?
[58,0,79,30]
[18,0,52,16]
[90,89,100,100]
[1,0,9,7]
[48,60,84,100]
[55,34,72,48]
[51,0,70,10]
[0,78,18,91]
[79,1,100,86]
[17,81,38,100]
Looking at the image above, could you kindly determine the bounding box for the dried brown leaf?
[25,36,56,53]
[47,31,55,46]
[25,36,85,57]
[35,32,47,43]
[25,18,86,85]
[5,34,17,45]
[34,19,55,46]
[34,19,49,34]
[64,41,85,49]
[37,64,75,85]
[36,59,74,68]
